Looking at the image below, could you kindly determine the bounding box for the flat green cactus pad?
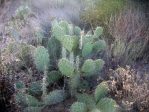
[47,71,62,84]
[94,82,109,103]
[58,58,75,77]
[93,40,106,52]
[94,27,103,38]
[43,90,66,105]
[34,46,49,71]
[52,24,66,41]
[81,59,96,76]
[61,35,78,52]
[96,98,117,112]
[70,102,87,112]
[82,42,93,57]
[94,59,105,72]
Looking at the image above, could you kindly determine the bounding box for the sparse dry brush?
[108,4,149,64]
[108,66,149,112]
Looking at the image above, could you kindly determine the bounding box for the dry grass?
[108,4,149,64]
[108,66,149,112]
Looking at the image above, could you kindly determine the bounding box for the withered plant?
[108,66,149,112]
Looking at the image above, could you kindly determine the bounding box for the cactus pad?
[34,46,49,71]
[70,102,87,112]
[94,27,103,38]
[81,59,96,76]
[82,42,93,57]
[43,90,66,105]
[94,59,105,72]
[96,98,117,112]
[94,82,109,103]
[93,40,106,52]
[61,35,78,52]
[47,71,62,84]
[58,58,75,77]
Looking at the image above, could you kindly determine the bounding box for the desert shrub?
[81,0,125,27]
[108,4,149,64]
[108,66,149,111]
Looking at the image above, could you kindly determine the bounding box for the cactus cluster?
[71,82,117,112]
[15,20,107,111]
[16,89,66,111]
[51,20,106,95]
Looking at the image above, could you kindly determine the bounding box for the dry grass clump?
[108,4,149,64]
[108,66,149,112]
[81,0,125,27]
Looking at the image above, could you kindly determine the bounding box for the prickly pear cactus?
[58,58,75,77]
[91,109,101,112]
[16,93,42,107]
[82,42,93,57]
[96,98,117,112]
[52,23,66,41]
[15,81,25,89]
[23,107,42,112]
[94,59,105,72]
[70,102,87,112]
[81,59,96,75]
[93,27,103,39]
[28,81,42,97]
[76,93,96,110]
[34,46,49,71]
[59,20,69,34]
[93,40,106,52]
[69,74,80,95]
[47,71,62,84]
[61,35,78,52]
[94,82,109,103]
[74,26,81,36]
[51,20,106,97]
[81,59,104,76]
[25,95,42,107]
[43,90,66,105]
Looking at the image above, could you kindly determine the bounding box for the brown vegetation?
[108,66,149,112]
